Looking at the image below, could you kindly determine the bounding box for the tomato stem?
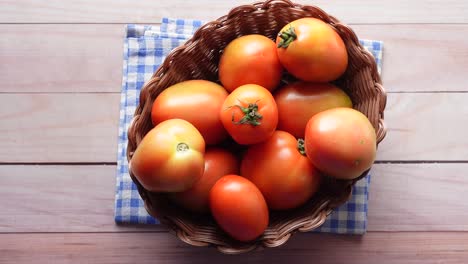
[277,25,297,48]
[297,138,306,156]
[176,143,189,152]
[228,101,263,126]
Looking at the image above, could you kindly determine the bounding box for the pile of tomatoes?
[130,18,377,242]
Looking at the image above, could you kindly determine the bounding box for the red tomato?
[304,108,376,180]
[274,81,352,138]
[220,84,278,145]
[241,131,321,210]
[219,34,283,92]
[151,80,228,145]
[210,175,269,242]
[171,148,240,213]
[276,18,348,82]
[130,119,205,192]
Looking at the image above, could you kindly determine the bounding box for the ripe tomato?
[210,175,269,242]
[151,80,228,145]
[274,81,352,138]
[304,108,376,180]
[130,119,205,192]
[276,18,348,82]
[171,148,240,213]
[241,131,321,210]
[220,84,278,145]
[218,34,283,92]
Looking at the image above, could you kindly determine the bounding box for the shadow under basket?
[126,0,387,254]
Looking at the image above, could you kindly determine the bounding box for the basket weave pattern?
[127,0,387,254]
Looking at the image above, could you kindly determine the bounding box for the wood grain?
[376,92,468,161]
[1,93,467,162]
[0,94,120,163]
[1,24,468,93]
[354,24,468,93]
[0,165,161,233]
[368,164,468,231]
[1,164,467,233]
[1,0,468,24]
[1,232,467,264]
[0,24,124,93]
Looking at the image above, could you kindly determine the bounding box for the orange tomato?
[241,131,321,210]
[220,84,278,145]
[210,175,269,242]
[218,34,283,92]
[130,119,205,192]
[276,18,348,82]
[274,81,352,138]
[171,148,240,213]
[151,80,228,145]
[304,108,376,179]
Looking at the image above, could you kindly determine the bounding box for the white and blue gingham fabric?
[115,18,383,234]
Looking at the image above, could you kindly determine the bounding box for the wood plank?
[1,92,467,162]
[1,24,467,93]
[1,0,468,24]
[0,165,162,232]
[368,164,468,231]
[354,24,468,93]
[1,164,467,232]
[1,232,467,263]
[0,94,120,163]
[0,24,124,93]
[376,92,468,161]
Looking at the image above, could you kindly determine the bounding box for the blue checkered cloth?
[115,18,383,234]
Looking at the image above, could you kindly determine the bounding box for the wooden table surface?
[1,1,468,263]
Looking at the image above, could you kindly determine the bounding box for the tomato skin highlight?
[171,148,240,213]
[304,108,377,180]
[210,175,269,242]
[241,131,321,210]
[131,119,206,192]
[151,79,228,145]
[276,18,348,82]
[274,81,352,138]
[220,84,278,145]
[219,34,283,92]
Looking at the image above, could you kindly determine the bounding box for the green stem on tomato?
[228,101,263,126]
[277,25,297,48]
[297,138,306,156]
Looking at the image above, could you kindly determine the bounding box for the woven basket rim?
[126,0,387,254]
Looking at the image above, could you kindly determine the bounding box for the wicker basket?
[127,0,387,254]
